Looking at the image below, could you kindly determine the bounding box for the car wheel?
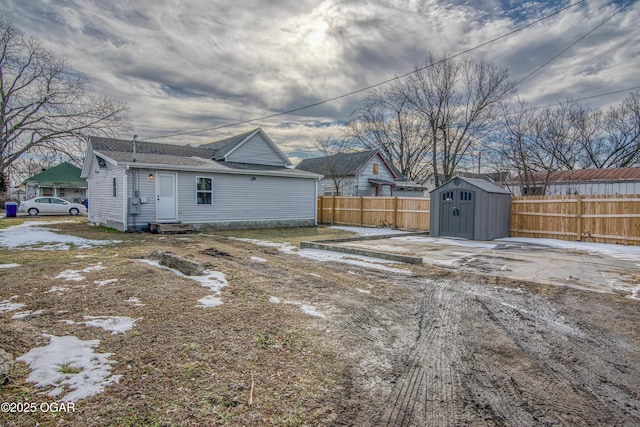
[28,208,39,216]
[69,208,79,216]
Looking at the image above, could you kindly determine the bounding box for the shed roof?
[431,176,511,194]
[23,162,86,187]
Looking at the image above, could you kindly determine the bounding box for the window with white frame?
[196,177,213,204]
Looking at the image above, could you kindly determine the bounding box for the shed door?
[439,190,474,239]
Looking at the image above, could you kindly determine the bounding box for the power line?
[515,0,635,86]
[144,0,588,140]
[504,85,640,115]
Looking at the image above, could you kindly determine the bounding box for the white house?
[295,150,424,197]
[80,128,321,231]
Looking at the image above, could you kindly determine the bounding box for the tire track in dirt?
[379,278,471,427]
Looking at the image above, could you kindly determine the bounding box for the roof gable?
[296,150,398,178]
[200,128,291,166]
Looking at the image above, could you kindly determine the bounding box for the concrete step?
[149,222,194,234]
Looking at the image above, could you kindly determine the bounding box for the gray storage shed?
[430,176,511,240]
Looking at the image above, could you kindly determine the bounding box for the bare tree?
[311,129,356,196]
[345,81,432,182]
[582,91,640,168]
[407,53,516,186]
[0,17,130,195]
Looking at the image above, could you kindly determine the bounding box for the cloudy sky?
[3,0,639,161]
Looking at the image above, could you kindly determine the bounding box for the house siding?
[226,133,286,166]
[122,168,316,230]
[357,155,396,196]
[86,157,127,231]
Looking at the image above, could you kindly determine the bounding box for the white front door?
[157,172,177,221]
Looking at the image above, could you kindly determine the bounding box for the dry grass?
[0,219,356,426]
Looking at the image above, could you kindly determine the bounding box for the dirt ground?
[1,219,639,426]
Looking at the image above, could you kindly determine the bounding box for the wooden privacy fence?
[511,195,640,245]
[317,196,431,231]
[318,195,640,245]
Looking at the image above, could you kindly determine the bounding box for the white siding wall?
[86,157,126,230]
[178,172,316,225]
[226,134,287,166]
[124,168,317,229]
[511,181,640,196]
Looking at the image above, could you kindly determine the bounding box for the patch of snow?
[82,316,138,334]
[12,309,45,319]
[17,334,121,402]
[627,286,640,301]
[46,285,69,293]
[271,297,324,318]
[300,304,325,318]
[231,236,411,273]
[137,259,228,307]
[125,297,144,306]
[94,279,118,287]
[0,221,120,250]
[229,237,297,252]
[198,295,223,307]
[356,288,372,294]
[0,263,20,268]
[59,319,75,325]
[251,256,267,263]
[330,226,410,236]
[0,300,26,312]
[55,263,106,281]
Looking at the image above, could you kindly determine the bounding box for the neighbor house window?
[112,177,117,197]
[59,189,65,197]
[196,177,213,204]
[373,163,379,175]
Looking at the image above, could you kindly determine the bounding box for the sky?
[3,0,639,162]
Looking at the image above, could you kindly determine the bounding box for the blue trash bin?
[5,202,18,217]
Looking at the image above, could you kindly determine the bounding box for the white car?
[19,197,87,216]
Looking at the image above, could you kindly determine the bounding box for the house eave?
[117,161,321,179]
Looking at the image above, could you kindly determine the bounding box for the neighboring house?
[296,150,424,197]
[511,168,640,196]
[80,128,321,232]
[23,162,87,203]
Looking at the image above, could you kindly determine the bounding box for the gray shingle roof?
[199,129,258,159]
[88,135,318,178]
[296,150,379,176]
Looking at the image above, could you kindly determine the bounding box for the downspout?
[123,165,129,232]
[314,176,319,226]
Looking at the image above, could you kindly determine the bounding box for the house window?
[42,187,53,196]
[59,189,65,197]
[96,156,107,168]
[196,177,213,204]
[373,163,379,175]
[112,177,117,197]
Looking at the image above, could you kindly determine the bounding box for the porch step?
[149,222,194,234]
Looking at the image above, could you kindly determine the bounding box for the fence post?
[393,197,398,229]
[331,196,336,225]
[359,196,364,227]
[576,195,582,241]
